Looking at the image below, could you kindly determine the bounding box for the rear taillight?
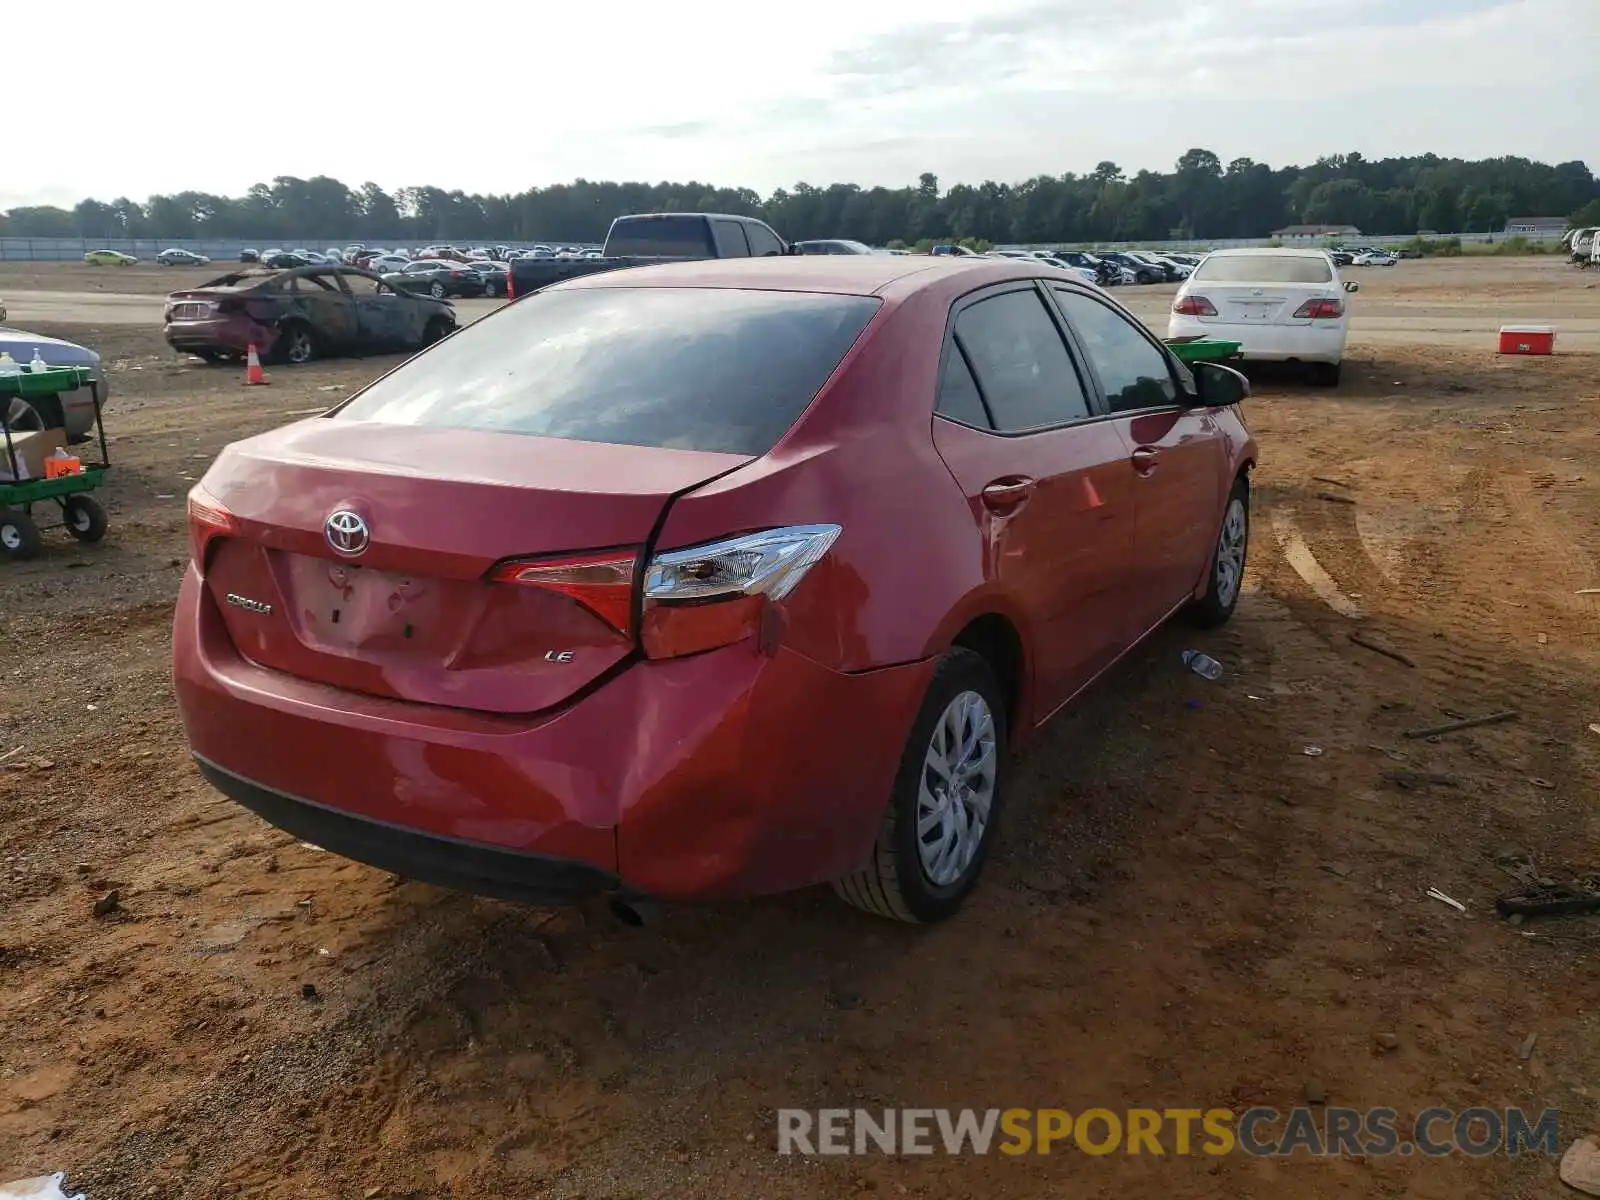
[1293,298,1343,319]
[640,525,841,659]
[506,270,516,300]
[1172,295,1217,316]
[187,485,236,566]
[489,525,841,658]
[490,550,638,635]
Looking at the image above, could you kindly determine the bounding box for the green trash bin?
[1164,337,1243,364]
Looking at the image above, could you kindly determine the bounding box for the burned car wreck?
[163,265,458,364]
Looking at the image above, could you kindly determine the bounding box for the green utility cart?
[1164,335,1244,364]
[0,366,110,561]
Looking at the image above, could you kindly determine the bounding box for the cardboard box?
[0,427,68,481]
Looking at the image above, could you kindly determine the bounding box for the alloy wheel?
[916,690,997,887]
[1215,497,1247,608]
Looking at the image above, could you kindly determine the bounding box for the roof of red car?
[561,255,1030,298]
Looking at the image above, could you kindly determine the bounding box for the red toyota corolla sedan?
[173,255,1257,923]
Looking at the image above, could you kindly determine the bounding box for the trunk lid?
[1191,282,1325,326]
[199,419,748,714]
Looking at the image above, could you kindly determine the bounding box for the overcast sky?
[6,0,1595,211]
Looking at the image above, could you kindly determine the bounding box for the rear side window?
[711,220,751,257]
[743,222,785,257]
[1192,254,1333,284]
[335,287,880,456]
[604,216,712,258]
[935,348,990,428]
[953,290,1092,432]
[289,273,339,293]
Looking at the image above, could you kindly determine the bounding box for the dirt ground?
[1,258,1598,1199]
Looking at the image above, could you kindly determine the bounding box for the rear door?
[929,283,1135,719]
[287,269,357,349]
[1048,285,1227,638]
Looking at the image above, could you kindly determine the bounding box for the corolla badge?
[325,509,370,557]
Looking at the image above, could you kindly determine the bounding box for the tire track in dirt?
[1272,449,1600,861]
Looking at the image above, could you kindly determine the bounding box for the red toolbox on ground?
[1498,325,1555,355]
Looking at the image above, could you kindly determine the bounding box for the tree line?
[3,150,1597,247]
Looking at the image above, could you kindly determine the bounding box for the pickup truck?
[506,212,789,298]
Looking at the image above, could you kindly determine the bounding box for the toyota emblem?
[325,509,370,557]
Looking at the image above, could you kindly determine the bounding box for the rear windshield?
[334,287,881,455]
[1192,254,1333,284]
[604,216,713,258]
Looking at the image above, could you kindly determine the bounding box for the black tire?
[1187,476,1250,629]
[429,281,446,299]
[196,350,225,364]
[275,323,316,366]
[483,279,500,298]
[0,509,42,561]
[832,647,1008,923]
[1310,360,1342,388]
[63,495,107,543]
[421,316,453,348]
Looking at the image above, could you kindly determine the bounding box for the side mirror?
[1192,361,1249,407]
[1344,280,1360,293]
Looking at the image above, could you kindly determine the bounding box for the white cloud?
[2,0,1594,209]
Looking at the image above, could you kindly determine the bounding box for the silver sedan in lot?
[0,326,108,443]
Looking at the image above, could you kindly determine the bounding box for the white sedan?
[1352,250,1398,266]
[1168,247,1359,387]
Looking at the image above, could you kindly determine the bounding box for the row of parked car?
[79,241,606,271]
[1326,246,1402,266]
[923,243,1199,286]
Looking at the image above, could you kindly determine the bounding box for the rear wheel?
[1187,476,1250,628]
[429,281,446,299]
[63,495,107,543]
[196,350,225,364]
[276,323,317,365]
[832,648,1007,923]
[0,510,42,561]
[483,278,500,298]
[1310,360,1342,388]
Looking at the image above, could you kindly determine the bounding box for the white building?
[1272,224,1362,242]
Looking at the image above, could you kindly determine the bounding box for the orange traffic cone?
[244,343,269,386]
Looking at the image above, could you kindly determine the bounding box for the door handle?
[981,476,1035,514]
[1131,447,1160,475]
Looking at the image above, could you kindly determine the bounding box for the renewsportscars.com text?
[776,1107,1560,1158]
